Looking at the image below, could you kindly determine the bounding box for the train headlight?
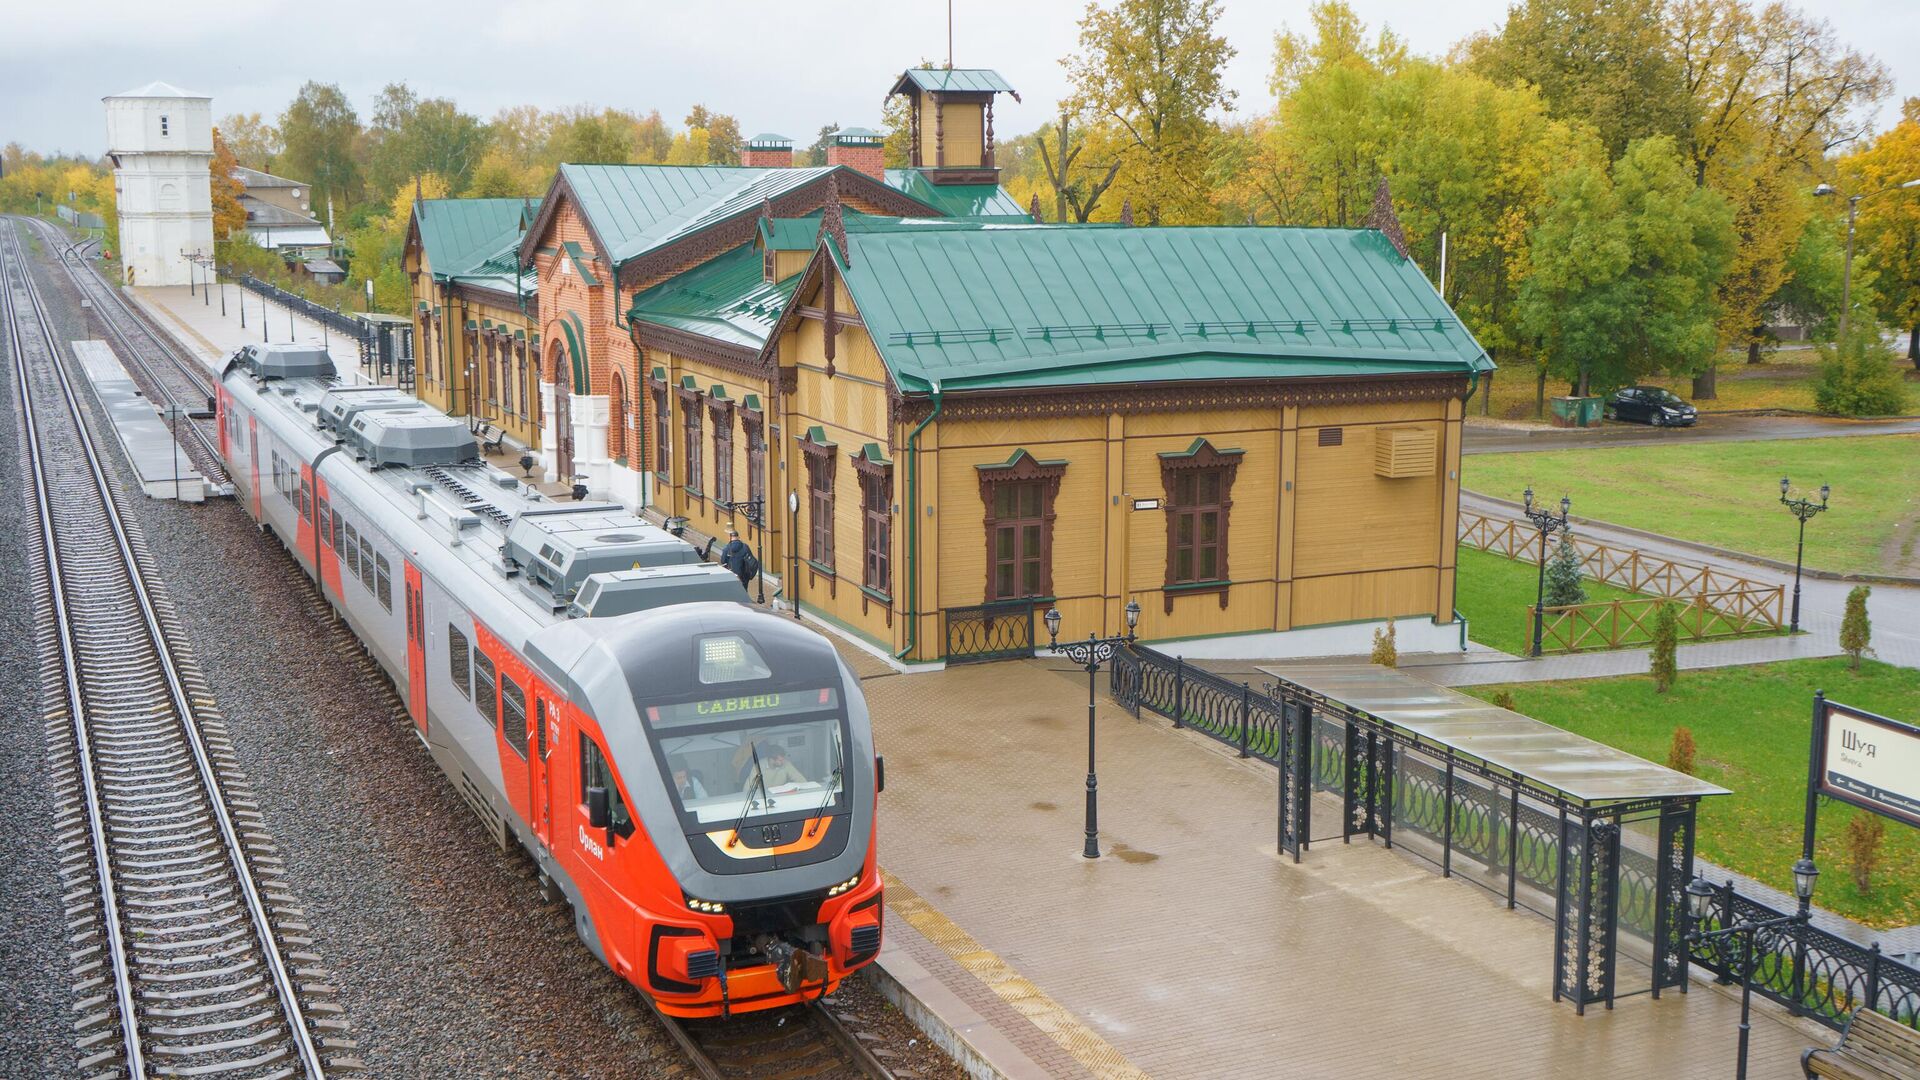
[825,874,861,898]
[685,896,727,914]
[697,633,771,685]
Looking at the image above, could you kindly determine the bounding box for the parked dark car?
[1606,386,1698,426]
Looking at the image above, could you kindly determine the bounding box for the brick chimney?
[827,127,886,182]
[743,133,794,168]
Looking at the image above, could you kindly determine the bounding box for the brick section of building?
[827,143,885,181]
[742,147,793,168]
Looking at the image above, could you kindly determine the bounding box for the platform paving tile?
[863,656,1823,1078]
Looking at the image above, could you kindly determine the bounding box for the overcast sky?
[3,0,1914,158]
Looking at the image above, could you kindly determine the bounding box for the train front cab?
[528,606,884,1018]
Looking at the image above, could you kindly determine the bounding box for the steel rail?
[641,992,896,1080]
[3,222,329,1079]
[23,216,228,488]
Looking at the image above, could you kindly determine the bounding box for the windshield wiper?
[806,743,845,838]
[726,743,769,849]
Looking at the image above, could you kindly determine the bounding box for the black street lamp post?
[1685,862,1818,1080]
[716,497,768,604]
[1778,478,1829,634]
[1523,487,1572,658]
[1045,600,1142,859]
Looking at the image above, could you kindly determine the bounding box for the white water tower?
[103,82,213,287]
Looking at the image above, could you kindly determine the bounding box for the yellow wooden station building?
[414,67,1492,665]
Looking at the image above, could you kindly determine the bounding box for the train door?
[529,691,558,849]
[247,416,262,518]
[554,373,574,484]
[403,562,427,733]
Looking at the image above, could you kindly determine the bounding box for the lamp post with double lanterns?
[716,497,768,604]
[1686,861,1818,1080]
[1045,600,1142,860]
[1523,488,1572,658]
[1778,478,1829,634]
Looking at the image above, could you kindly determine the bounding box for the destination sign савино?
[1818,702,1920,829]
[646,687,838,727]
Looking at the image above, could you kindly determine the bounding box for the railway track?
[19,214,230,491]
[652,997,898,1080]
[4,221,353,1077]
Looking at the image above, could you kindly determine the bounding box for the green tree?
[1839,585,1873,669]
[365,84,490,199]
[277,81,362,211]
[1814,323,1909,416]
[802,124,839,167]
[1650,602,1679,692]
[549,107,638,164]
[1465,0,1692,160]
[685,105,743,165]
[1543,535,1587,606]
[1667,726,1696,774]
[1065,0,1236,224]
[1770,210,1849,344]
[1519,135,1733,395]
[1032,106,1125,222]
[1370,617,1398,667]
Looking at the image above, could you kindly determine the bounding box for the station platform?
[71,338,208,501]
[129,284,380,387]
[842,646,1827,1079]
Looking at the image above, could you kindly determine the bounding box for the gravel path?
[2,226,961,1079]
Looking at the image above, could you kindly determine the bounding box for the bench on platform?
[1803,1009,1920,1079]
[475,423,506,453]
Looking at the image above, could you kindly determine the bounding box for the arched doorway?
[608,369,628,462]
[549,340,574,483]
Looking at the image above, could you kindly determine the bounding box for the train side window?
[358,535,376,592]
[343,521,360,580]
[579,735,633,837]
[448,625,471,698]
[331,507,344,552]
[375,554,392,612]
[501,676,528,758]
[474,649,498,728]
[317,496,331,546]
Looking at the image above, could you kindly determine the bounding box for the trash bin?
[1550,395,1604,428]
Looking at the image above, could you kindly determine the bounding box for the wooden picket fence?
[1459,510,1785,653]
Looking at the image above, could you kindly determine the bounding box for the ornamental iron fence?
[1110,645,1703,1014]
[235,274,369,341]
[943,601,1037,664]
[1688,880,1920,1032]
[1529,589,1786,653]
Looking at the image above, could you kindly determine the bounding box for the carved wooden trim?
[631,319,769,379]
[1159,440,1243,614]
[896,374,1469,424]
[976,451,1067,603]
[799,430,837,595]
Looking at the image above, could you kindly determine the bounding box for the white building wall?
[104,85,214,287]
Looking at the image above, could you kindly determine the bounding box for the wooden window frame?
[677,382,704,503]
[853,451,893,614]
[647,371,670,480]
[709,395,736,508]
[975,451,1066,603]
[608,368,629,464]
[798,430,837,592]
[1158,439,1244,613]
[743,407,766,513]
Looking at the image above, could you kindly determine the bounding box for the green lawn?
[1453,546,1649,655]
[1464,658,1920,928]
[1464,435,1920,576]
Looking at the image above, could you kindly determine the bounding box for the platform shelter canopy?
[1259,663,1730,804]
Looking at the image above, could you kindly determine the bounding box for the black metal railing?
[1111,644,1697,1013]
[1689,881,1920,1031]
[942,601,1037,664]
[235,274,370,341]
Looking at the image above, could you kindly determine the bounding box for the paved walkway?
[1464,412,1920,454]
[844,645,1825,1079]
[1403,629,1845,686]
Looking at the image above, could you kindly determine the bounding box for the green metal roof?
[826,222,1493,395]
[890,68,1018,96]
[759,211,825,251]
[559,163,928,266]
[561,240,602,286]
[747,133,793,146]
[883,170,1030,221]
[415,198,540,280]
[627,243,800,351]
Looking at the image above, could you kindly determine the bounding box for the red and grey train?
[214,342,883,1017]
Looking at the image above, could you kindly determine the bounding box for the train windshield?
[649,689,845,825]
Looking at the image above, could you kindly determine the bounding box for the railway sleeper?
[139,972,266,1002]
[146,1007,281,1038]
[145,990,273,1019]
[148,1025,290,1056]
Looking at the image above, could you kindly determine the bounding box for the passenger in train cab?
[672,764,708,801]
[751,744,809,790]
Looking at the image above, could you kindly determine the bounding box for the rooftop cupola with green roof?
[827,127,886,181]
[887,67,1019,185]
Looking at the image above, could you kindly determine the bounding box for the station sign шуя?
[1816,701,1920,829]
